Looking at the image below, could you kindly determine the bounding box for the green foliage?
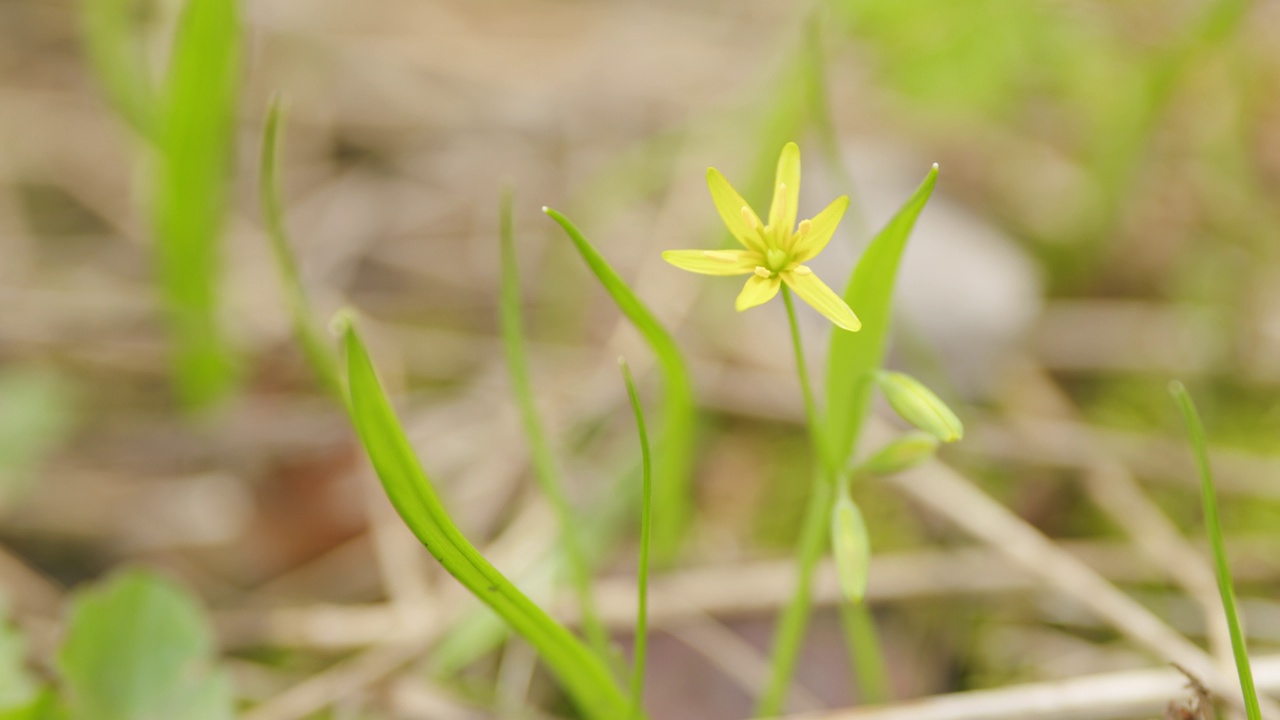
[824,165,938,468]
[152,0,240,408]
[337,315,638,720]
[1170,382,1261,720]
[0,615,38,712]
[499,192,612,667]
[58,569,233,720]
[543,208,696,565]
[618,359,652,720]
[0,368,74,509]
[259,95,342,396]
[81,0,157,137]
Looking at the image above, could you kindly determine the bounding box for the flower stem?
[756,287,889,716]
[840,601,891,704]
[781,286,830,474]
[756,287,831,716]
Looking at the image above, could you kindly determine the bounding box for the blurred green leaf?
[0,369,74,509]
[82,0,157,137]
[153,0,240,409]
[543,208,697,564]
[824,166,937,466]
[337,316,637,720]
[0,690,66,720]
[0,614,37,712]
[58,569,232,720]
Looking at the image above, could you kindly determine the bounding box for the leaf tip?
[329,307,357,338]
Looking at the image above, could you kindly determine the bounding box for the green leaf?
[259,95,341,396]
[81,0,157,137]
[0,614,37,711]
[153,0,240,409]
[824,166,938,466]
[58,569,233,720]
[337,316,638,720]
[543,208,697,564]
[1170,382,1262,720]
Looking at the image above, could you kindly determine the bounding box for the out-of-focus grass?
[153,0,240,409]
[545,208,697,566]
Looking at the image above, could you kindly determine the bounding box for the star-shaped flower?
[662,142,861,331]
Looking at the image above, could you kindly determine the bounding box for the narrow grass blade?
[81,0,157,137]
[337,316,638,720]
[543,208,696,564]
[824,166,938,467]
[259,95,341,396]
[153,0,240,408]
[618,358,652,720]
[1170,381,1261,720]
[499,192,612,665]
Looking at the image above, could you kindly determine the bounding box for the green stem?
[839,601,890,704]
[782,287,830,474]
[756,287,833,716]
[757,473,832,717]
[757,288,890,715]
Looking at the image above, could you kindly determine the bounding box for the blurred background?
[3,0,1280,718]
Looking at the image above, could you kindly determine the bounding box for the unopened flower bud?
[858,431,939,476]
[831,495,870,604]
[875,371,964,443]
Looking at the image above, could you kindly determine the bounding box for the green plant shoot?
[1170,381,1261,720]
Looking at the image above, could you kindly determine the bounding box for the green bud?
[875,371,964,443]
[858,431,939,476]
[830,495,870,604]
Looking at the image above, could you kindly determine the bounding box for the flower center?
[765,248,789,273]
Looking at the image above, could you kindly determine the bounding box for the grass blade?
[618,358,653,720]
[153,0,240,408]
[259,95,341,396]
[1170,381,1261,720]
[824,165,938,466]
[336,316,637,720]
[82,0,157,137]
[543,208,696,564]
[499,192,612,665]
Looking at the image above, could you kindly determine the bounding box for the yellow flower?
[662,142,861,332]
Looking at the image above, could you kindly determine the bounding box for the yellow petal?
[662,249,760,276]
[792,195,849,263]
[767,142,801,240]
[735,274,781,311]
[706,168,766,253]
[782,267,861,331]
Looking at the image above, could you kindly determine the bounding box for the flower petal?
[792,195,849,263]
[767,142,801,239]
[735,274,781,311]
[707,168,766,253]
[782,267,861,331]
[662,249,760,276]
